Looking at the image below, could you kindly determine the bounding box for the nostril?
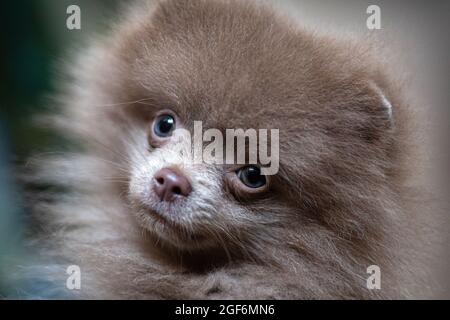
[172,186,182,195]
[156,177,164,185]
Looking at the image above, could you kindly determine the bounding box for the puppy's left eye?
[154,114,175,137]
[237,166,266,189]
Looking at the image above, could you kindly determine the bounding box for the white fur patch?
[371,82,393,119]
[380,91,393,118]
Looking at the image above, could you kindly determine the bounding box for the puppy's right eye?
[226,165,270,199]
[237,166,266,189]
[153,114,175,137]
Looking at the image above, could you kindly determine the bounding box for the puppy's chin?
[131,203,217,251]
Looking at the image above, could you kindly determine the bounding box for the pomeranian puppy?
[25,0,439,299]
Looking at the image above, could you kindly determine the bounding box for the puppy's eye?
[153,114,175,137]
[237,166,266,189]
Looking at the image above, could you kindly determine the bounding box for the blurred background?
[0,0,448,298]
[0,0,123,298]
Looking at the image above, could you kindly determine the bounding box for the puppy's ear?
[369,81,394,121]
[347,81,395,143]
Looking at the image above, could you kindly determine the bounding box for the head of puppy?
[70,0,404,269]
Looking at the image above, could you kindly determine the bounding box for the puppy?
[26,0,436,299]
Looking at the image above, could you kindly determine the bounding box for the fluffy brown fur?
[25,0,438,299]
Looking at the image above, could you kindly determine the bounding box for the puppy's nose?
[153,168,192,202]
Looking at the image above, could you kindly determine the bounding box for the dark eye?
[153,114,175,137]
[237,166,266,189]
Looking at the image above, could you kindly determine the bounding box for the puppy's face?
[125,103,282,251]
[100,0,395,253]
[127,117,271,250]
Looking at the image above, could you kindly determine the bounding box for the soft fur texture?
[25,0,439,299]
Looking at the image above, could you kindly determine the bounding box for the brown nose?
[153,167,192,202]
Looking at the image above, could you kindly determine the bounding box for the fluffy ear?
[369,81,393,120]
[346,81,395,143]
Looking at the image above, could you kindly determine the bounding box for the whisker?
[89,97,155,108]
